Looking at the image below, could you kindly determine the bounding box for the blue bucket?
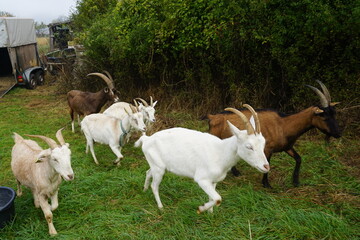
[0,186,16,229]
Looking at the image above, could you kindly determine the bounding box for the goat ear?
[249,116,256,131]
[227,120,246,140]
[330,102,340,107]
[313,107,324,115]
[35,149,51,163]
[152,101,158,107]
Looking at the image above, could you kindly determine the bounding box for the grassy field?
[0,83,359,239]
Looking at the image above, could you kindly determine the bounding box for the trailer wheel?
[36,71,45,85]
[26,73,37,89]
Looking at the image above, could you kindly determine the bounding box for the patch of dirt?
[279,185,360,211]
[336,138,360,179]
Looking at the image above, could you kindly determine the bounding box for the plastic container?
[0,186,16,229]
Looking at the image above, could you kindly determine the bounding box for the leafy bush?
[71,0,360,112]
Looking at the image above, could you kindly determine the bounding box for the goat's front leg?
[39,195,57,236]
[50,189,59,211]
[109,144,123,165]
[286,148,302,187]
[196,180,221,214]
[16,179,23,197]
[262,152,273,188]
[70,109,75,133]
[77,114,81,127]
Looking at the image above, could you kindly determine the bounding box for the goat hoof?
[293,182,300,187]
[262,183,273,189]
[231,167,241,177]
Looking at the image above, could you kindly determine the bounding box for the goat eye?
[246,144,253,151]
[53,159,58,162]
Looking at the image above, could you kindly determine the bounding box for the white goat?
[103,96,157,125]
[135,104,270,213]
[81,105,146,165]
[11,128,74,236]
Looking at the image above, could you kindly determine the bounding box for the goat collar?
[119,120,129,147]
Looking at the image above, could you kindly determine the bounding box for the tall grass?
[37,37,50,56]
[0,83,359,239]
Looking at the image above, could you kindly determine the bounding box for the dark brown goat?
[207,81,341,188]
[67,71,119,132]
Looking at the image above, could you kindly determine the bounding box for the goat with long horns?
[67,71,120,133]
[207,81,341,188]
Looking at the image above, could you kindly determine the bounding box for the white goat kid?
[135,104,269,213]
[81,105,146,165]
[11,128,74,236]
[103,96,157,125]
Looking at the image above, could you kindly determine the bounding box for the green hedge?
[72,0,360,110]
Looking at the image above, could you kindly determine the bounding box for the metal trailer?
[0,17,45,97]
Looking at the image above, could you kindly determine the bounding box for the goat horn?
[25,134,58,150]
[135,98,149,107]
[133,99,139,108]
[130,104,138,113]
[316,80,331,103]
[225,107,255,135]
[102,70,114,82]
[87,72,115,89]
[306,84,329,107]
[243,104,261,134]
[150,96,154,106]
[55,127,66,146]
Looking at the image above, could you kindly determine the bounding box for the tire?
[26,73,37,89]
[36,71,45,86]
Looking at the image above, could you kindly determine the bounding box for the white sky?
[0,0,77,24]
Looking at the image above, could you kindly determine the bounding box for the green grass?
[0,84,359,239]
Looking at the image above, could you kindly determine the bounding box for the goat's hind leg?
[143,169,152,191]
[150,167,165,210]
[85,136,99,165]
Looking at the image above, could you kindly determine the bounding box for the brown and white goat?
[207,81,341,188]
[67,71,119,132]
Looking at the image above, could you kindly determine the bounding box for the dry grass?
[36,37,49,46]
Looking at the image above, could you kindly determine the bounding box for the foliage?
[0,11,14,17]
[71,0,360,112]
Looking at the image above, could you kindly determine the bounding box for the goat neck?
[217,136,240,171]
[281,107,317,140]
[36,160,61,185]
[120,115,133,133]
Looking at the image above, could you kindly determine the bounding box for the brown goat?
[207,81,341,188]
[67,71,119,133]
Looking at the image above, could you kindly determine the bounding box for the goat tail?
[134,135,148,148]
[13,132,24,143]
